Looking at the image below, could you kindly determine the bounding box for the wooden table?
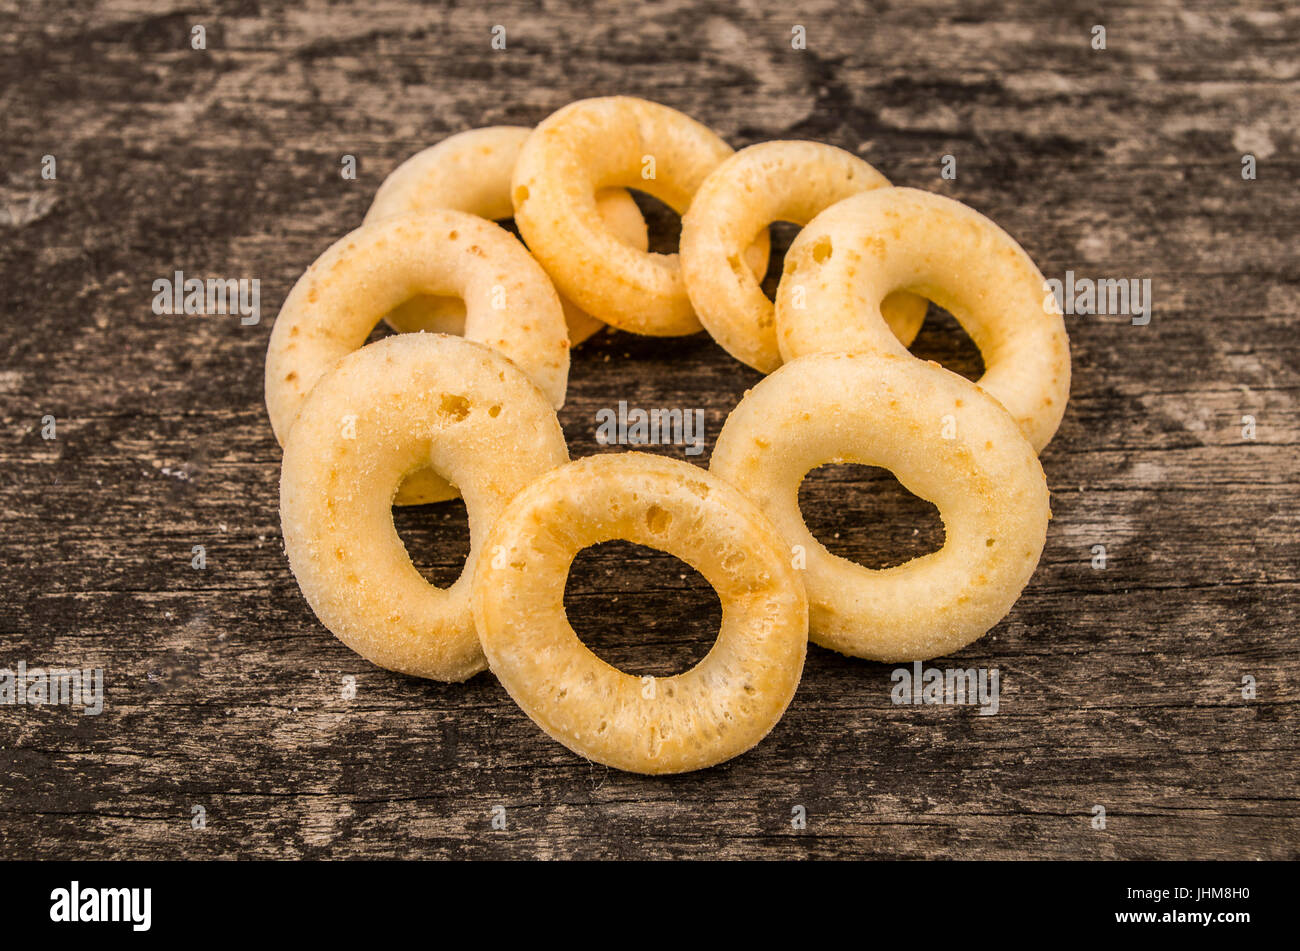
[1,0,1295,859]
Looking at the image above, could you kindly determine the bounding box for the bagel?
[512,96,770,336]
[711,350,1050,661]
[265,210,569,504]
[279,333,569,681]
[775,187,1071,451]
[473,452,808,773]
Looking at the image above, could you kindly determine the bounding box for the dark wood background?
[1,0,1296,860]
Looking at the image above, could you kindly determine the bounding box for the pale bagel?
[280,334,569,681]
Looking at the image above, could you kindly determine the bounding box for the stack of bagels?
[266,96,1069,774]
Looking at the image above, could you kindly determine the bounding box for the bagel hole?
[391,497,471,589]
[362,321,397,344]
[759,221,803,298]
[798,464,944,569]
[564,540,720,677]
[908,302,984,382]
[628,190,682,256]
[382,295,467,336]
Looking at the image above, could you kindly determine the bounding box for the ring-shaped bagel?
[472,452,808,774]
[681,141,928,372]
[775,187,1071,451]
[279,333,569,681]
[512,96,770,336]
[365,126,649,346]
[710,350,1050,662]
[265,210,569,505]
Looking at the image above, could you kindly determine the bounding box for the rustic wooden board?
[0,0,1296,859]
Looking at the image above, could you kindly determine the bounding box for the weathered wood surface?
[0,0,1296,859]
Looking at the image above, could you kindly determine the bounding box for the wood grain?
[0,0,1296,859]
